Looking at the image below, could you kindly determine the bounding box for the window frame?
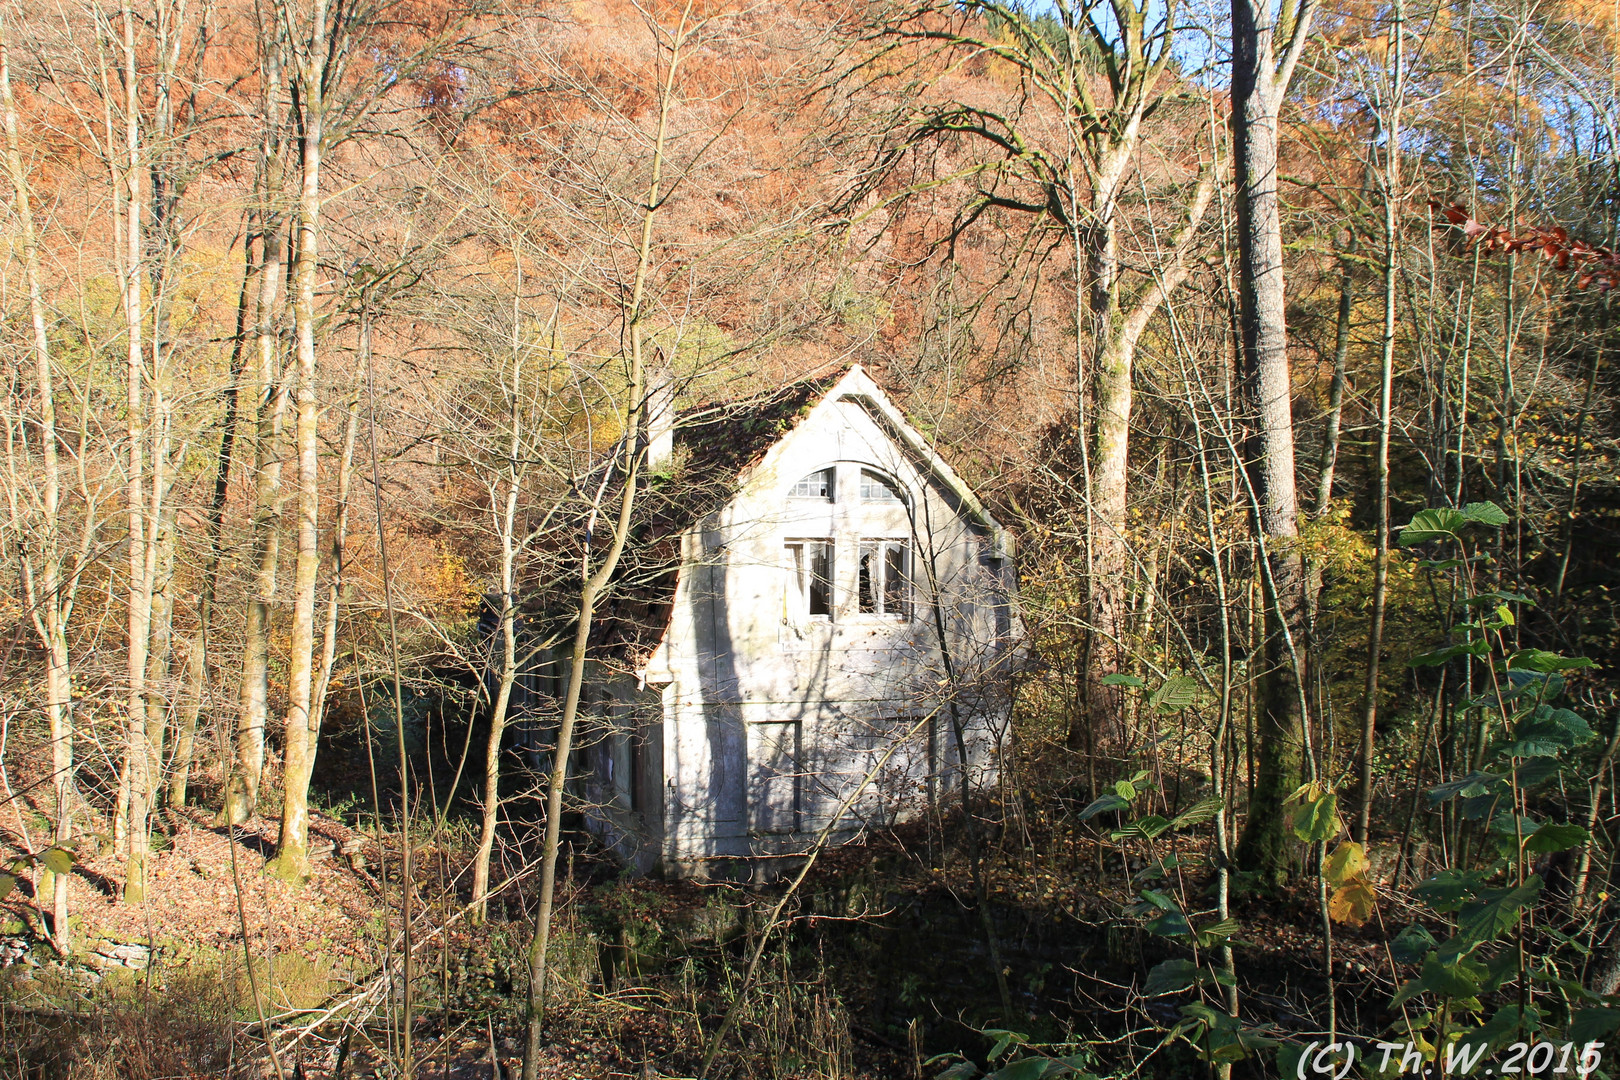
[858,468,906,504]
[789,467,835,501]
[857,538,911,619]
[786,538,836,618]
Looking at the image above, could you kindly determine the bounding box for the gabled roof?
[691,364,1012,559]
[590,363,1011,669]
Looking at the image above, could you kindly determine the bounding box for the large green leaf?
[1428,771,1504,805]
[1413,868,1488,914]
[1461,501,1510,527]
[1500,707,1596,759]
[1170,798,1224,832]
[1077,794,1131,821]
[1507,649,1598,673]
[1452,879,1543,951]
[1568,1007,1620,1044]
[1100,673,1145,688]
[40,846,73,876]
[1110,815,1171,842]
[1193,918,1241,948]
[1391,953,1487,1007]
[0,872,15,902]
[1150,676,1200,713]
[1401,508,1469,545]
[1409,639,1490,667]
[1522,822,1588,854]
[1291,793,1342,843]
[1391,923,1438,965]
[1144,958,1202,996]
[1145,909,1192,939]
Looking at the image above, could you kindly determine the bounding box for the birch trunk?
[271,0,329,881]
[1086,168,1216,767]
[224,34,288,826]
[2,25,75,944]
[119,0,156,903]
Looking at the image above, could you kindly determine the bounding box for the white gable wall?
[597,369,1016,878]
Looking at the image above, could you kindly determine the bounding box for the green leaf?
[1500,706,1596,759]
[1110,815,1171,841]
[985,1029,1026,1062]
[1392,953,1487,1007]
[1461,501,1510,527]
[41,847,73,876]
[1145,909,1192,938]
[1428,772,1504,805]
[0,872,15,901]
[1391,924,1438,965]
[1170,798,1224,832]
[1100,673,1145,688]
[1453,879,1542,951]
[1144,958,1202,996]
[1291,793,1342,843]
[1077,794,1130,821]
[1507,649,1598,673]
[1136,889,1179,911]
[1410,639,1491,667]
[1413,868,1487,913]
[1401,508,1469,545]
[1150,676,1200,713]
[938,1063,981,1080]
[1194,918,1241,948]
[985,1059,1062,1080]
[1568,1007,1620,1044]
[1459,1005,1538,1055]
[1522,821,1588,854]
[1113,779,1138,800]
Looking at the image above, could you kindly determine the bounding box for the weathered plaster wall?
[610,375,1017,877]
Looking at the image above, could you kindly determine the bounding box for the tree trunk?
[1230,0,1316,886]
[1355,14,1402,845]
[472,337,525,922]
[223,33,288,826]
[271,9,328,883]
[120,0,156,904]
[2,28,75,945]
[523,13,686,1068]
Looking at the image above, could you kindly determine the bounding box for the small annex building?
[569,364,1018,879]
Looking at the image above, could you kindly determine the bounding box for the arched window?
[859,469,905,503]
[790,468,834,500]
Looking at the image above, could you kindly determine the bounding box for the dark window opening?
[808,542,833,615]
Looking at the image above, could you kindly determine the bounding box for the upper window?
[860,469,905,503]
[790,468,834,500]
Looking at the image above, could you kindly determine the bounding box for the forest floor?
[0,737,1408,1080]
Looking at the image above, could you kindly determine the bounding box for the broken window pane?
[884,543,908,617]
[808,541,833,615]
[858,546,876,613]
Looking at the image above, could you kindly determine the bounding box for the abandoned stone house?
[531,364,1018,878]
